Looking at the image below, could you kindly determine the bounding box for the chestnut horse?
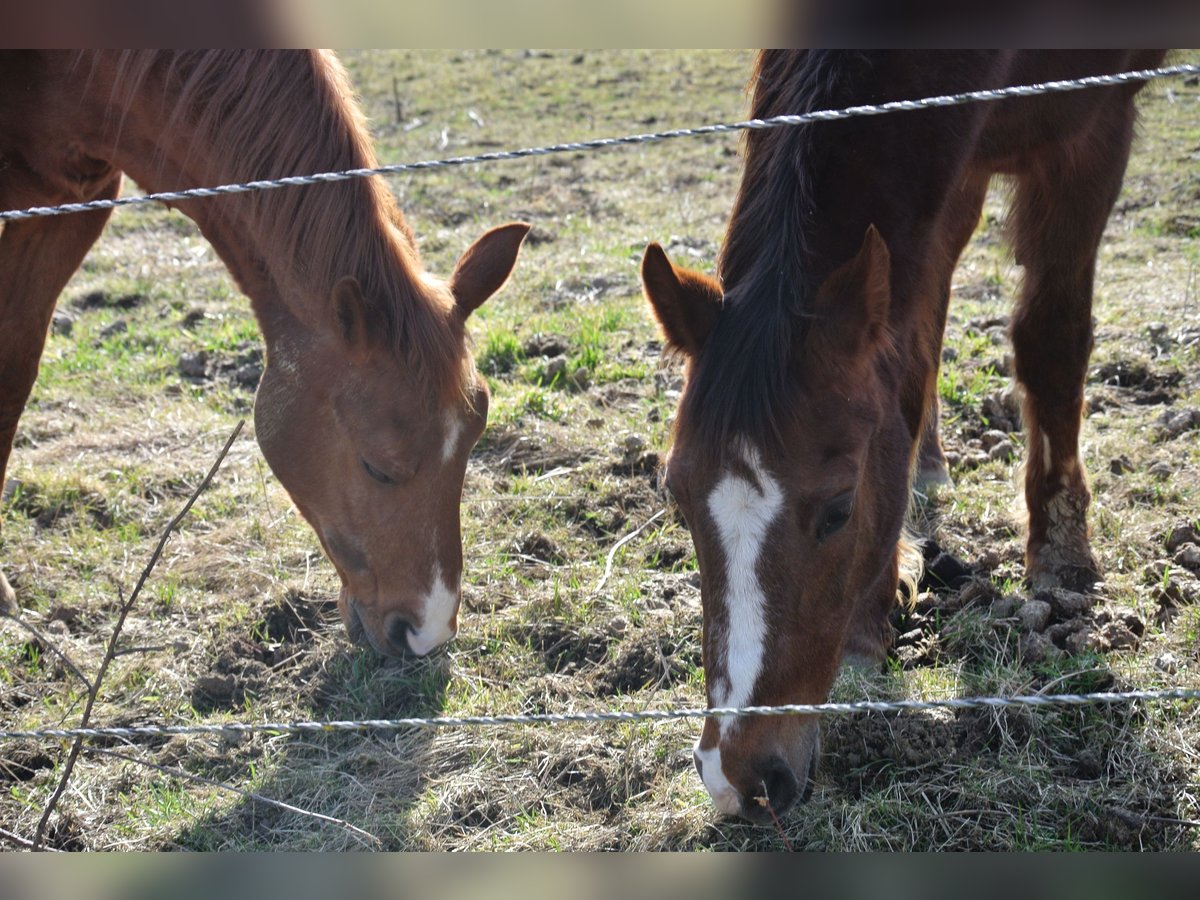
[641,50,1166,821]
[0,51,529,657]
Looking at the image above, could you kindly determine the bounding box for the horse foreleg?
[1010,108,1136,591]
[0,176,118,612]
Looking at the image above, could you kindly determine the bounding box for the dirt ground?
[2,50,1199,850]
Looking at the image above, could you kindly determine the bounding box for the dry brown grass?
[2,50,1199,850]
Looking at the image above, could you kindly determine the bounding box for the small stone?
[1165,524,1199,553]
[608,615,629,637]
[1019,631,1061,664]
[234,363,263,389]
[1154,652,1180,675]
[1148,321,1172,352]
[1153,577,1183,607]
[51,310,74,336]
[1064,627,1098,655]
[1153,576,1200,608]
[1016,599,1052,633]
[1157,408,1200,439]
[1036,587,1095,619]
[980,429,1009,450]
[569,366,591,390]
[181,308,208,329]
[1147,460,1174,480]
[1046,618,1089,648]
[990,595,1020,619]
[179,351,209,379]
[962,450,990,470]
[97,319,128,340]
[621,434,646,457]
[1143,559,1172,584]
[544,355,568,382]
[1099,621,1139,651]
[958,579,1000,608]
[1110,606,1145,637]
[943,450,962,470]
[1174,545,1200,573]
[45,619,69,637]
[524,333,569,358]
[987,439,1016,462]
[1109,455,1134,475]
[941,346,959,362]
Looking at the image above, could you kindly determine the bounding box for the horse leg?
[842,174,990,665]
[913,172,991,499]
[1009,108,1136,591]
[0,177,118,612]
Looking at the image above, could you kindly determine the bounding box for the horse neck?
[82,50,428,342]
[721,51,1010,310]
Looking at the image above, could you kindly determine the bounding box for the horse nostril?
[751,757,800,822]
[383,613,415,656]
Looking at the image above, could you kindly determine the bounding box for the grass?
[2,50,1200,850]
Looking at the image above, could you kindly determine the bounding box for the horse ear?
[331,275,372,352]
[810,224,892,362]
[640,243,722,357]
[449,222,531,319]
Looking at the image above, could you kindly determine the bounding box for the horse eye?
[816,493,854,542]
[361,459,397,485]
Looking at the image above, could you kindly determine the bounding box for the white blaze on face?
[705,444,784,734]
[406,564,459,656]
[442,410,466,463]
[692,741,742,816]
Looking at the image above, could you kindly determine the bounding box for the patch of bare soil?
[191,637,273,713]
[592,625,699,696]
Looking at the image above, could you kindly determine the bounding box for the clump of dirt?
[254,591,338,645]
[0,745,55,784]
[592,626,699,696]
[433,782,510,832]
[509,620,611,673]
[511,532,564,565]
[536,734,660,815]
[823,710,967,794]
[43,811,87,851]
[523,333,569,357]
[191,637,272,712]
[8,481,113,529]
[72,290,147,311]
[1090,360,1182,405]
[177,343,263,390]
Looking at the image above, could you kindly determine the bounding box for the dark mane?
[94,50,468,404]
[682,51,874,457]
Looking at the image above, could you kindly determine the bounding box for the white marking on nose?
[705,444,783,738]
[693,739,741,816]
[442,411,465,463]
[406,564,459,656]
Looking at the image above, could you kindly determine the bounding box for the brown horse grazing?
[0,51,529,657]
[641,50,1167,822]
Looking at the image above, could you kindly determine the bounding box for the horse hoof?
[1029,563,1100,593]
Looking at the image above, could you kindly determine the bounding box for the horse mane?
[683,50,874,458]
[92,50,468,404]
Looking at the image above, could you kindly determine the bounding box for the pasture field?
[2,50,1200,851]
